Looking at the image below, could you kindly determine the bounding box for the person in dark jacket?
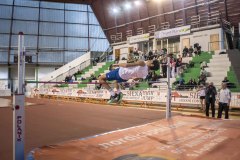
[205,82,217,117]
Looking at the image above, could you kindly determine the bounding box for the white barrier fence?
[31,88,240,108]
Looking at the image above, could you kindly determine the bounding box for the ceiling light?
[124,2,131,10]
[112,7,119,14]
[134,0,141,6]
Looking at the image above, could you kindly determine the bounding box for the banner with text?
[128,33,150,44]
[32,88,240,108]
[155,25,191,39]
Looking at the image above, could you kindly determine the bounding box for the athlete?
[98,59,160,103]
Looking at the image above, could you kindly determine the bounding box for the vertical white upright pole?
[17,33,24,94]
[166,56,171,119]
[167,39,169,52]
[13,32,25,160]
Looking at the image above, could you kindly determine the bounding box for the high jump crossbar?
[25,80,168,85]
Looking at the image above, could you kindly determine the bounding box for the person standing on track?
[98,60,160,104]
[197,84,206,112]
[217,83,231,119]
[205,82,217,118]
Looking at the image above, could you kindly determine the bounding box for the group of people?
[197,82,231,119]
[64,75,75,83]
[182,43,202,57]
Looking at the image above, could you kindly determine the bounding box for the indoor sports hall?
[0,0,240,160]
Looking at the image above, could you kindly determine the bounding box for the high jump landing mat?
[27,115,240,160]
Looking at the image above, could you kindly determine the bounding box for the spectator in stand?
[198,75,206,86]
[65,76,69,82]
[133,48,139,56]
[217,83,231,119]
[205,82,217,118]
[161,56,167,78]
[197,84,206,111]
[68,76,73,82]
[153,50,158,59]
[187,78,194,90]
[149,71,158,86]
[193,79,198,88]
[162,48,167,55]
[200,67,207,77]
[72,74,76,81]
[176,76,185,90]
[146,71,153,81]
[138,51,144,60]
[148,50,153,60]
[77,69,82,75]
[194,43,202,56]
[95,75,102,90]
[114,56,120,64]
[171,59,176,78]
[222,77,229,83]
[222,77,235,88]
[96,57,100,63]
[200,61,207,68]
[127,50,135,63]
[188,46,194,57]
[176,55,182,76]
[182,46,189,57]
[90,74,97,81]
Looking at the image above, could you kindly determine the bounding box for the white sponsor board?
[128,33,150,44]
[32,88,240,108]
[155,25,191,39]
[0,89,11,96]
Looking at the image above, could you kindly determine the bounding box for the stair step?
[205,67,230,72]
[207,63,231,67]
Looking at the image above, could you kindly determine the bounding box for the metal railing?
[99,46,113,62]
[50,59,91,82]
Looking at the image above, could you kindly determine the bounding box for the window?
[39,36,64,49]
[0,6,12,19]
[38,52,63,63]
[14,6,39,20]
[65,37,88,50]
[89,25,106,38]
[40,9,64,22]
[0,51,8,62]
[65,52,85,62]
[90,38,109,52]
[39,22,64,36]
[88,5,93,12]
[65,11,88,24]
[40,1,64,9]
[15,0,39,8]
[65,24,88,37]
[0,34,10,46]
[89,13,99,25]
[65,4,87,11]
[0,0,13,5]
[12,21,38,35]
[11,35,37,48]
[0,2,109,64]
[0,20,11,33]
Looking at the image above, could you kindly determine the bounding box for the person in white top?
[217,83,231,119]
[197,85,206,111]
[99,60,160,104]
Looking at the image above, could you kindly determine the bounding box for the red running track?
[0,97,170,160]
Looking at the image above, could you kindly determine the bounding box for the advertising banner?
[128,33,150,44]
[155,25,191,39]
[32,88,240,108]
